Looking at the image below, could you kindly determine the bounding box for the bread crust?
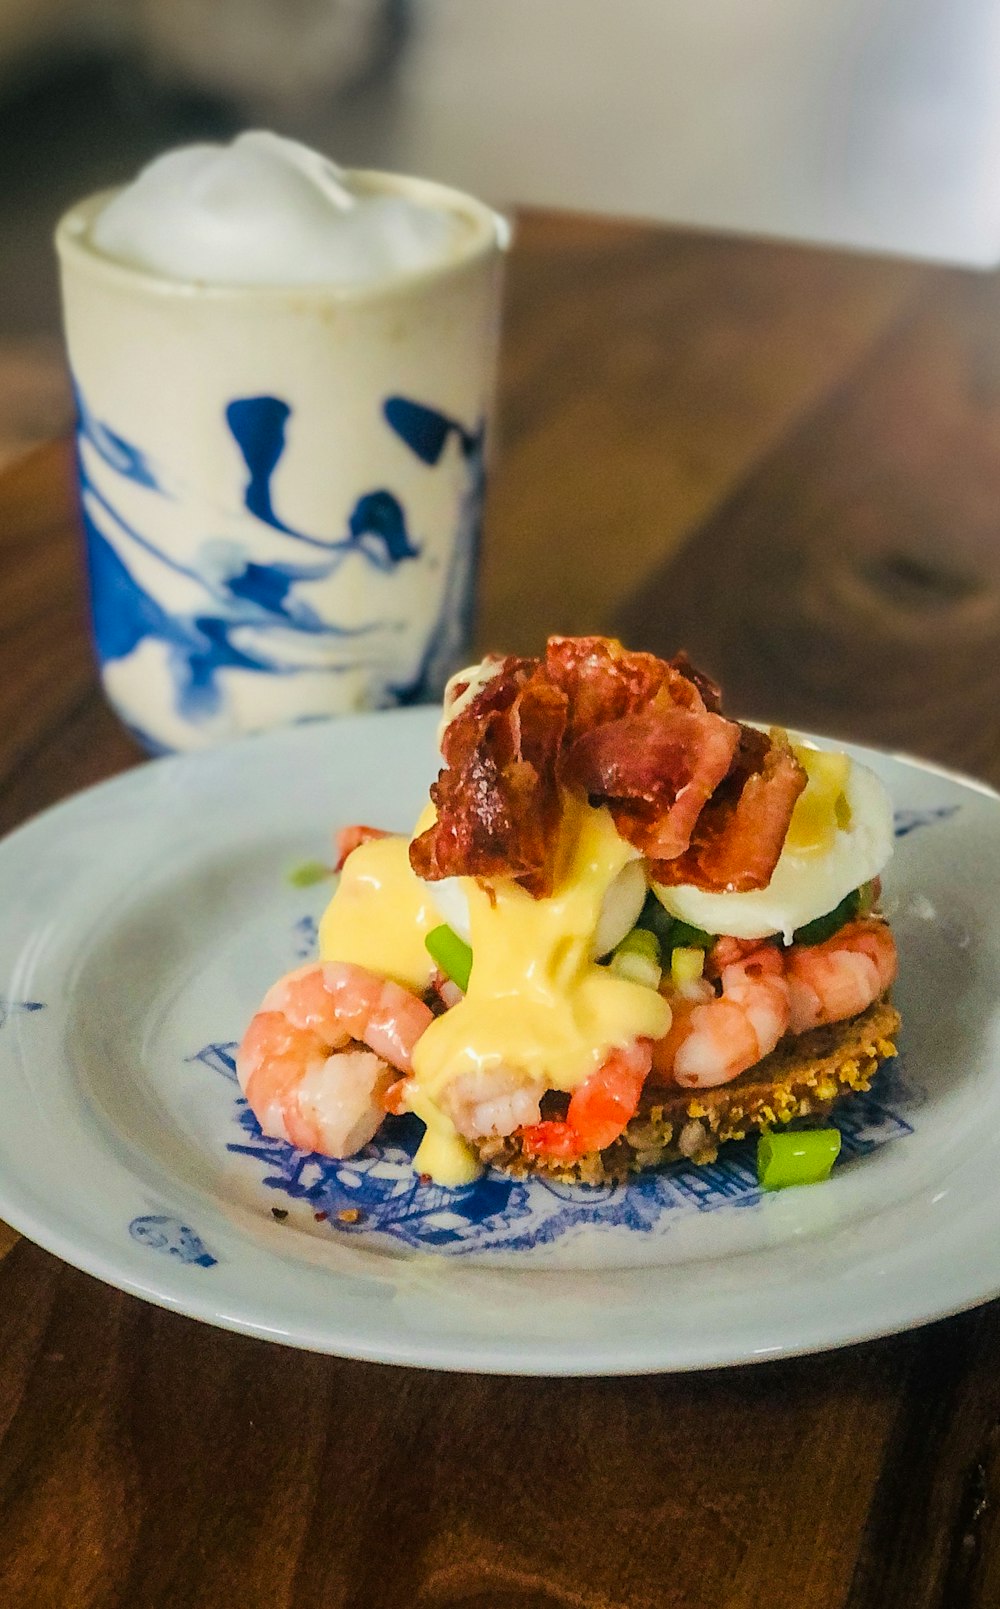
[474,996,901,1185]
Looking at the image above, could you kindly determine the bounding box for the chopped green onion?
[287,859,332,888]
[608,926,662,988]
[615,927,661,963]
[757,1128,842,1191]
[425,924,473,992]
[667,919,714,951]
[609,951,662,989]
[671,946,704,987]
[792,888,861,946]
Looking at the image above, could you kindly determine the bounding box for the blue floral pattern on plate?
[129,1214,218,1268]
[192,798,945,1256]
[894,804,960,837]
[291,915,319,960]
[192,1041,920,1256]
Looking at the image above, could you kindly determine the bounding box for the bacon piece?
[334,824,390,871]
[652,727,807,893]
[564,704,740,859]
[442,654,533,734]
[544,636,714,739]
[410,669,568,896]
[669,651,723,715]
[410,637,803,899]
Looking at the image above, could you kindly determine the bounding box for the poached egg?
[652,743,894,942]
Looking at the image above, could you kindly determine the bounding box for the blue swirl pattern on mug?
[74,384,485,746]
[382,395,486,701]
[0,999,45,1030]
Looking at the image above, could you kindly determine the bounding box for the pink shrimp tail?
[522,1041,652,1160]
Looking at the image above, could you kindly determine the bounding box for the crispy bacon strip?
[410,665,568,896]
[409,637,806,898]
[651,727,807,893]
[564,704,740,859]
[544,636,717,737]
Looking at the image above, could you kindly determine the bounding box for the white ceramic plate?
[0,708,997,1375]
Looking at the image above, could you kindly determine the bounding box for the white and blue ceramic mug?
[56,172,507,752]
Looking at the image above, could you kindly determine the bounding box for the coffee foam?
[91,131,465,287]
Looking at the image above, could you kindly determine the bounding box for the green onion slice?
[757,1128,842,1191]
[287,859,333,888]
[614,927,661,964]
[425,924,473,992]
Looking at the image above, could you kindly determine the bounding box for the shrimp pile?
[651,917,897,1091]
[237,919,896,1164]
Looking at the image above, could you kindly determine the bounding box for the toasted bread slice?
[475,996,901,1185]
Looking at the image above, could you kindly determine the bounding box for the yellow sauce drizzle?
[318,834,437,993]
[408,797,670,1181]
[785,746,851,856]
[316,795,671,1185]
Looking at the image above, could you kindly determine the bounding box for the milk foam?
[91,131,465,287]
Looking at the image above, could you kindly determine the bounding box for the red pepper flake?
[337,1207,363,1224]
[314,1210,328,1222]
[419,1173,433,1186]
[270,1208,288,1221]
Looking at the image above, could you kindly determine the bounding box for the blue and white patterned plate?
[0,708,997,1374]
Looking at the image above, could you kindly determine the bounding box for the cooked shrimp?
[520,1040,653,1160]
[237,961,434,1158]
[652,918,897,1089]
[705,934,768,978]
[652,945,790,1090]
[441,1066,547,1141]
[784,918,897,1034]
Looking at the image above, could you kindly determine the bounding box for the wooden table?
[3,212,1000,1608]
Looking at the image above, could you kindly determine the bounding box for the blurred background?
[1,0,999,469]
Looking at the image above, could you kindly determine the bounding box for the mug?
[56,171,507,752]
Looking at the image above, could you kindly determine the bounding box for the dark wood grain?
[620,263,1000,786]
[1,210,1000,1608]
[479,214,924,652]
[0,442,97,791]
[0,441,144,838]
[0,1242,926,1609]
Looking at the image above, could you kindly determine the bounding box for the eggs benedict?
[237,637,900,1187]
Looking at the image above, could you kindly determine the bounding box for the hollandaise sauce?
[784,745,851,856]
[318,795,670,1186]
[319,834,438,993]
